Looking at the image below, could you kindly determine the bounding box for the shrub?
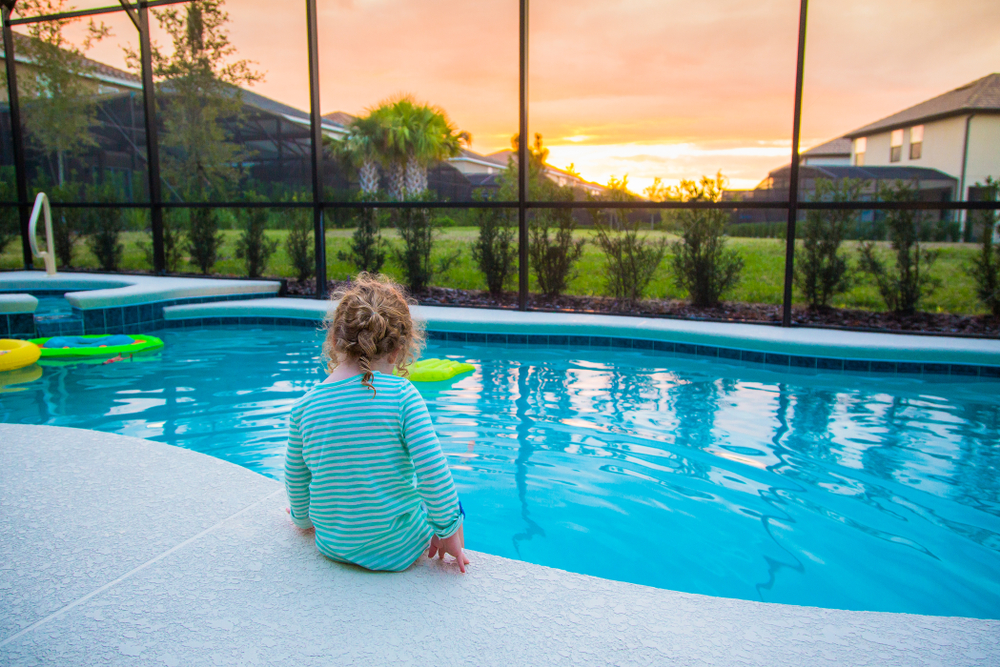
[471,206,516,297]
[669,173,743,307]
[391,200,458,292]
[45,181,89,267]
[235,199,279,278]
[340,204,387,274]
[529,207,585,297]
[591,176,666,303]
[141,210,186,273]
[858,180,940,315]
[967,177,1000,317]
[0,170,16,256]
[795,178,861,309]
[186,206,224,274]
[83,179,126,272]
[282,206,314,282]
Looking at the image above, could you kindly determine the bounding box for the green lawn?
[0,227,989,315]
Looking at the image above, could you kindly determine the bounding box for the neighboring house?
[799,137,852,167]
[737,75,1000,229]
[844,73,1000,203]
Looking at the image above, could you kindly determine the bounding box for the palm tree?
[328,114,387,197]
[397,101,471,197]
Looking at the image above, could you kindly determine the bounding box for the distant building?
[737,74,1000,228]
[844,73,1000,203]
[800,137,852,167]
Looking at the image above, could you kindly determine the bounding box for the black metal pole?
[517,0,529,311]
[782,0,808,327]
[305,0,326,300]
[1,6,33,269]
[136,3,165,273]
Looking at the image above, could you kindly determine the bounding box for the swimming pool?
[2,325,998,619]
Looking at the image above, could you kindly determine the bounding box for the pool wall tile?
[896,362,922,374]
[741,350,764,364]
[950,364,978,376]
[870,361,896,374]
[695,345,718,357]
[922,363,950,374]
[844,359,870,372]
[9,313,35,336]
[633,338,654,350]
[790,355,816,368]
[981,366,1000,378]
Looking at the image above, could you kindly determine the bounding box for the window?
[890,129,903,162]
[854,137,866,166]
[909,125,924,159]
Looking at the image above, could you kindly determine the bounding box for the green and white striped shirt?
[284,371,463,572]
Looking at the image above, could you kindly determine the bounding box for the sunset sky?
[42,0,1000,192]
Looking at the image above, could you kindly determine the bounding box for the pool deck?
[1,424,997,667]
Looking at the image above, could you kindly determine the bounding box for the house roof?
[3,32,141,90]
[802,136,851,157]
[764,164,957,185]
[321,111,357,128]
[844,73,1000,138]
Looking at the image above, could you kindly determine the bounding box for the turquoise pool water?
[2,325,998,618]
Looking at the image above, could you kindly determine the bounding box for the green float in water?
[29,334,165,358]
[402,358,475,382]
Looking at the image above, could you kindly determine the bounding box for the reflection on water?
[2,326,999,618]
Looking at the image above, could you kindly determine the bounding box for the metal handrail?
[28,192,56,276]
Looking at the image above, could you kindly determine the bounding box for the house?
[844,73,1000,202]
[800,136,852,167]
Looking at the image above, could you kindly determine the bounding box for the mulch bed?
[285,279,999,338]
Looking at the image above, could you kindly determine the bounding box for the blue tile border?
[141,318,1000,380]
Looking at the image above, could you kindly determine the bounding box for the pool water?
[2,326,998,618]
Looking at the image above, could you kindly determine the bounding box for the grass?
[0,227,990,315]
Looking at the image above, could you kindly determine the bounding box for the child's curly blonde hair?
[323,273,424,395]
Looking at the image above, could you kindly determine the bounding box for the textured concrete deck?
[0,271,280,309]
[1,424,997,666]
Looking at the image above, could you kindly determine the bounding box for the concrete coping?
[163,297,1000,366]
[1,424,996,666]
[0,271,280,309]
[0,293,38,314]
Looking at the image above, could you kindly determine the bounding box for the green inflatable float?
[29,334,164,358]
[402,358,475,382]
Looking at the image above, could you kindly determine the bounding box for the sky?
[41,0,1000,193]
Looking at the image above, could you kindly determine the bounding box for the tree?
[8,0,109,186]
[858,180,940,314]
[668,172,743,307]
[128,0,263,201]
[795,178,862,309]
[328,113,386,196]
[363,95,470,201]
[591,175,667,303]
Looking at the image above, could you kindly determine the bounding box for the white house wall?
[966,115,1000,190]
[851,114,1000,197]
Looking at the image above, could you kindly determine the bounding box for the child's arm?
[284,411,313,530]
[400,383,464,539]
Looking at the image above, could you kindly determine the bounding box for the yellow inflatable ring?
[0,364,42,392]
[0,339,42,372]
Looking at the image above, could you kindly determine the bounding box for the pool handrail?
[28,192,57,276]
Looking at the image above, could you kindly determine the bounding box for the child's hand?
[427,526,469,573]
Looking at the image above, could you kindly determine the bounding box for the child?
[284,273,468,573]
